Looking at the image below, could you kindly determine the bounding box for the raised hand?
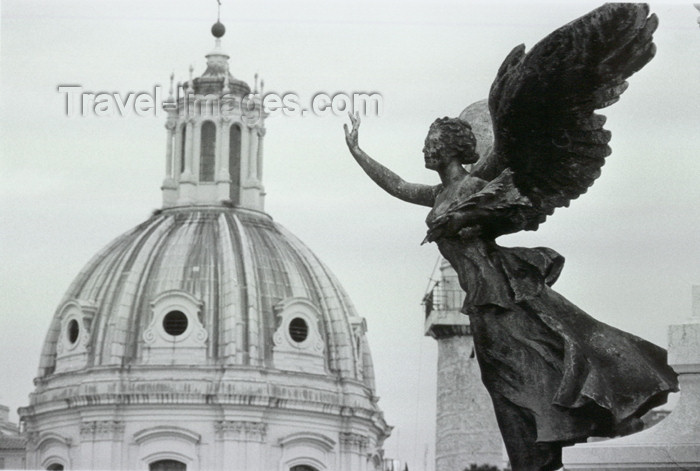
[344,112,360,151]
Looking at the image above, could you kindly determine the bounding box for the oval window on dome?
[163,310,188,336]
[288,317,308,343]
[67,319,80,344]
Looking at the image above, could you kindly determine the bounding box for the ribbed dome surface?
[37,206,374,389]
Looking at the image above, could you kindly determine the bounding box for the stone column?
[255,126,266,211]
[247,126,258,181]
[192,122,202,183]
[425,260,505,471]
[161,118,178,207]
[182,120,195,179]
[240,126,261,210]
[79,420,125,470]
[216,117,231,201]
[238,125,251,206]
[256,127,265,184]
[340,432,369,471]
[179,118,196,205]
[214,421,266,471]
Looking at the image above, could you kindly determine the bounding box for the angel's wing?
[473,3,657,224]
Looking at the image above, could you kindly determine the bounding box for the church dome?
[20,18,389,470]
[22,206,388,470]
[35,205,375,387]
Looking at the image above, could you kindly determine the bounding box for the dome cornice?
[22,366,387,432]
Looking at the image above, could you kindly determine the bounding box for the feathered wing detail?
[477,3,657,228]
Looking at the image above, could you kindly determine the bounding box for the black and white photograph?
[1,1,699,470]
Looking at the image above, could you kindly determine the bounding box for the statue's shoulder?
[452,174,489,202]
[463,174,489,192]
[429,175,488,220]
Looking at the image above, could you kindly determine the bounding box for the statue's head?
[423,117,479,170]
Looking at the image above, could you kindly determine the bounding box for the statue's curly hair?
[429,117,479,165]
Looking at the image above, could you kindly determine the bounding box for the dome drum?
[21,381,387,470]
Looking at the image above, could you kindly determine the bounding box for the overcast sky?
[1,1,699,469]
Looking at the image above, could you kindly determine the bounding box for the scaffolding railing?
[423,282,465,319]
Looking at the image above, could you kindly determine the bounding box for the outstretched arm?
[344,113,437,208]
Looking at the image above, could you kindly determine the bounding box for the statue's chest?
[428,178,484,223]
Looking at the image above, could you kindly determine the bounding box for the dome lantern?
[161,15,263,211]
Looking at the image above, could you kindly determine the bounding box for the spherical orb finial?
[211,21,226,38]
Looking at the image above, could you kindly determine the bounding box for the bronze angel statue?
[344,4,678,471]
